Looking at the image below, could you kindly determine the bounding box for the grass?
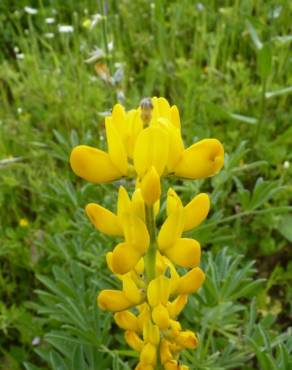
[0,1,292,369]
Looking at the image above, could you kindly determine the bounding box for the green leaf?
[277,215,292,242]
[49,350,68,370]
[23,363,43,370]
[247,337,277,370]
[71,345,87,370]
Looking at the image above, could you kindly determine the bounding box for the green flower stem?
[144,204,157,283]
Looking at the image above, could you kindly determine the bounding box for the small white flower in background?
[108,40,114,51]
[45,17,55,24]
[196,2,205,11]
[24,6,38,15]
[44,32,54,39]
[85,47,105,63]
[14,46,20,53]
[58,25,74,33]
[16,53,25,60]
[283,161,290,169]
[269,5,282,19]
[31,337,41,346]
[17,107,23,114]
[91,13,103,28]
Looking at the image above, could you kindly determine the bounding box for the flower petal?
[147,275,171,307]
[97,290,132,311]
[160,339,173,365]
[170,105,181,129]
[175,330,198,349]
[105,118,128,174]
[112,243,142,274]
[183,193,210,231]
[167,295,188,319]
[70,145,122,183]
[114,310,139,332]
[158,206,184,251]
[111,103,127,139]
[175,267,205,295]
[166,123,184,171]
[134,126,169,177]
[85,203,123,236]
[140,166,161,206]
[174,139,224,179]
[143,321,160,345]
[152,303,170,330]
[122,275,143,304]
[117,186,132,219]
[125,330,144,352]
[123,214,150,253]
[131,188,146,221]
[164,238,201,269]
[140,343,157,366]
[166,188,183,216]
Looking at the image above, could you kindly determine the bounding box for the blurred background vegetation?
[0,0,291,369]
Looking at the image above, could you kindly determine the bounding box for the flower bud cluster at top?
[70,97,224,370]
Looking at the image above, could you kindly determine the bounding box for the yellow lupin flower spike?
[71,97,224,369]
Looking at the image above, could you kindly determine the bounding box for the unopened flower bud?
[140,166,161,205]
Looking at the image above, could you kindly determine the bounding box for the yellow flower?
[152,303,170,330]
[97,275,143,312]
[167,295,188,319]
[140,166,161,206]
[175,330,198,349]
[85,203,123,236]
[70,98,224,184]
[143,321,160,346]
[140,343,157,367]
[70,97,225,370]
[114,310,139,332]
[147,275,171,307]
[166,188,210,231]
[19,218,29,227]
[70,145,124,183]
[173,138,224,179]
[164,238,201,269]
[175,267,205,295]
[160,339,173,365]
[134,125,169,177]
[125,331,144,352]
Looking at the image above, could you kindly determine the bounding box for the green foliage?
[1,0,291,369]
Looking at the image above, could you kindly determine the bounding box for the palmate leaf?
[182,248,267,368]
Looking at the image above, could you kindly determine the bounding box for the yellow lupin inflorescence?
[70,97,224,369]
